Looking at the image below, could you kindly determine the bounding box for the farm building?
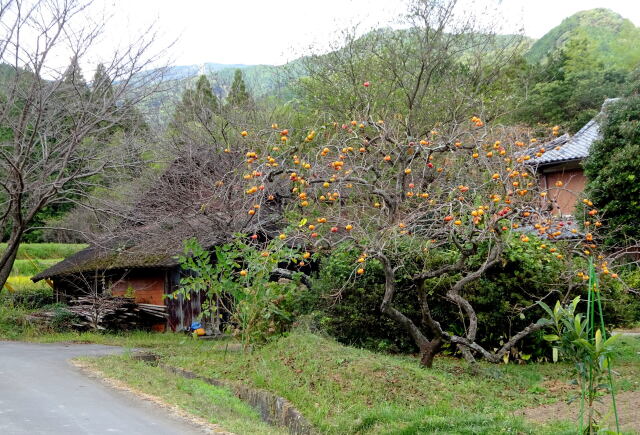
[529,98,618,216]
[31,221,224,332]
[32,147,289,333]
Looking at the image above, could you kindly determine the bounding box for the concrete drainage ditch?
[133,352,315,435]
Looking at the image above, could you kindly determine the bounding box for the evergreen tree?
[62,56,87,86]
[61,56,90,100]
[92,63,114,100]
[172,74,219,126]
[583,96,640,246]
[226,69,252,107]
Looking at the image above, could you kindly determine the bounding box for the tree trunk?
[0,235,21,292]
[419,338,443,368]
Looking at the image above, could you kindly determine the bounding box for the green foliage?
[226,69,252,107]
[311,243,423,353]
[0,284,54,309]
[540,294,621,433]
[463,237,571,359]
[583,96,640,246]
[175,237,305,346]
[170,75,219,128]
[9,259,62,276]
[0,306,35,339]
[515,8,640,131]
[526,9,640,67]
[48,304,79,331]
[518,35,628,132]
[0,302,77,338]
[311,238,573,357]
[175,238,221,316]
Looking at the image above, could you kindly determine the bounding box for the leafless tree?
[295,0,529,139]
[0,0,166,290]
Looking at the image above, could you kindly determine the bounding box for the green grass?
[13,329,637,434]
[10,259,63,276]
[0,243,86,260]
[80,355,285,435]
[1,242,80,301]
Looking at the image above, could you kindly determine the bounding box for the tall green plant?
[175,236,304,347]
[582,95,640,247]
[540,259,621,434]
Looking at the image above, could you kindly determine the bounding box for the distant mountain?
[526,8,640,65]
[161,62,254,81]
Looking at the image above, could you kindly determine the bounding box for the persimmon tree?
[232,108,633,367]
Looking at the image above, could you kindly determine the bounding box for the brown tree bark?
[419,338,443,368]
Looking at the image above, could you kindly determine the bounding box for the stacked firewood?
[65,296,167,330]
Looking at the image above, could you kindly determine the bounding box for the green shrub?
[310,238,585,358]
[602,268,640,327]
[1,285,54,309]
[0,306,36,338]
[311,243,435,354]
[48,304,78,331]
[175,237,307,346]
[583,95,640,247]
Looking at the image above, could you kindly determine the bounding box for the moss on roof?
[31,246,179,281]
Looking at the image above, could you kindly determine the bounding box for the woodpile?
[30,296,167,331]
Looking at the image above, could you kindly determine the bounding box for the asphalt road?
[0,341,208,435]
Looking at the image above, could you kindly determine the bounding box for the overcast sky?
[104,0,640,66]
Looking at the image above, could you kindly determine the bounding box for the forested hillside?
[527,8,640,67]
[138,8,639,134]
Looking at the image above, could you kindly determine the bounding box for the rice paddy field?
[1,243,86,293]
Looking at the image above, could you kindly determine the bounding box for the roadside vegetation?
[1,325,638,434]
[0,243,85,337]
[78,354,286,435]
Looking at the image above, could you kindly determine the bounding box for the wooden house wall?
[538,165,587,216]
[110,273,165,305]
[164,268,208,332]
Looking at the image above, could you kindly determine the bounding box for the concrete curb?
[133,353,315,435]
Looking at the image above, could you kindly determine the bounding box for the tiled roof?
[529,98,620,167]
[519,219,582,240]
[530,119,600,166]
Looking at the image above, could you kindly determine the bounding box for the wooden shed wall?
[110,273,165,305]
[539,166,587,216]
[52,267,212,333]
[165,269,208,332]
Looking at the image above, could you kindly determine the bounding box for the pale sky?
[74,0,640,67]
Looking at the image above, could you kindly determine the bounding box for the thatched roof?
[32,217,227,281]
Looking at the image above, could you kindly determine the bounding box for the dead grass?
[516,390,640,433]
